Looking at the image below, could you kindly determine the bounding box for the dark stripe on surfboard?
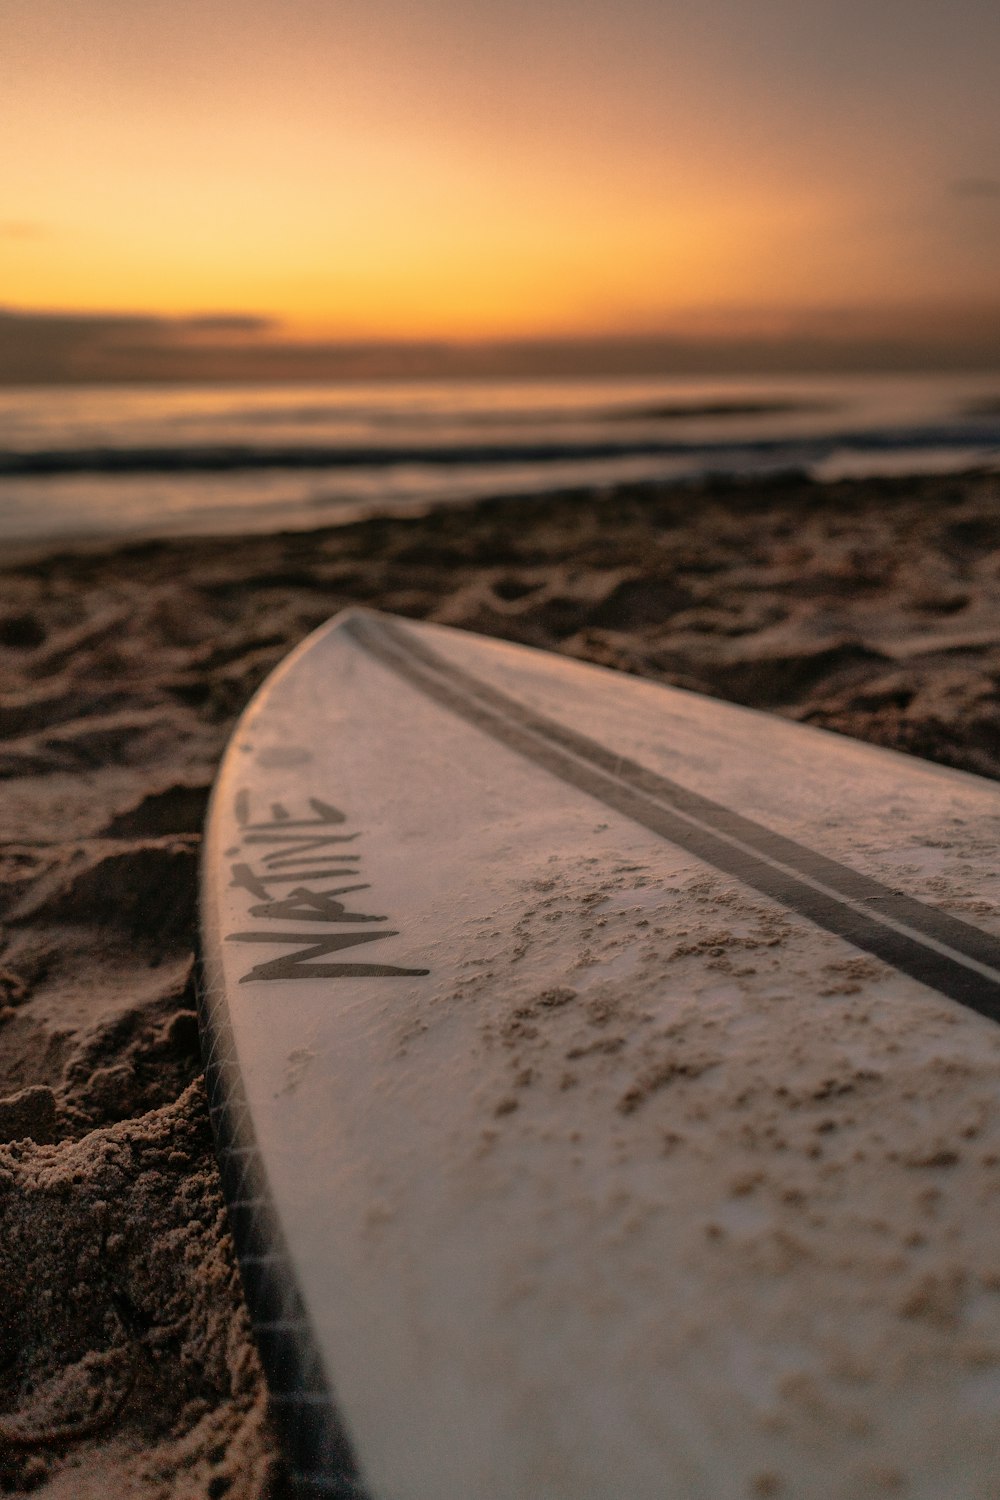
[343,611,1000,1024]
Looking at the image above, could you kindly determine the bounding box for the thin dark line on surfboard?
[343,611,1000,1024]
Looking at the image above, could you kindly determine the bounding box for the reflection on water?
[0,371,998,544]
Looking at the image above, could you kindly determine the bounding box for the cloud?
[0,309,279,383]
[182,314,275,333]
[0,309,273,336]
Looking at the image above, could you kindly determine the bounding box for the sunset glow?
[2,0,998,361]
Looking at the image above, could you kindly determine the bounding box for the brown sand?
[0,470,998,1495]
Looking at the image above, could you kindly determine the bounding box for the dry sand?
[0,469,998,1496]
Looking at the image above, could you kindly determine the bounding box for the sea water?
[0,370,997,546]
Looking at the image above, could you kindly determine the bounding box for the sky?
[1,0,998,377]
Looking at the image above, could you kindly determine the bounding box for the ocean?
[1,370,998,546]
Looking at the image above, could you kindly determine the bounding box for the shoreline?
[1,468,998,1496]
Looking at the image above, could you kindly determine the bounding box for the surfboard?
[198,607,1000,1500]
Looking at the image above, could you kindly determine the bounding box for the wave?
[168,395,826,430]
[601,398,828,421]
[0,439,794,476]
[1,421,998,477]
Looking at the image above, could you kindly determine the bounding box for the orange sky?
[2,0,998,347]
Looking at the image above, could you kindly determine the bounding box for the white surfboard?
[199,608,1000,1500]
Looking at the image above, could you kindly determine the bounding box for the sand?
[0,468,998,1495]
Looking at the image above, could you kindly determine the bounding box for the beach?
[1,467,999,1496]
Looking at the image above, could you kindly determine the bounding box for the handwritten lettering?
[248,886,386,925]
[226,793,429,982]
[236,793,347,829]
[230,929,428,982]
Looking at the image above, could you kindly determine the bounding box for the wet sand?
[0,469,998,1495]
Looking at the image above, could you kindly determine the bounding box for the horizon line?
[2,303,999,384]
